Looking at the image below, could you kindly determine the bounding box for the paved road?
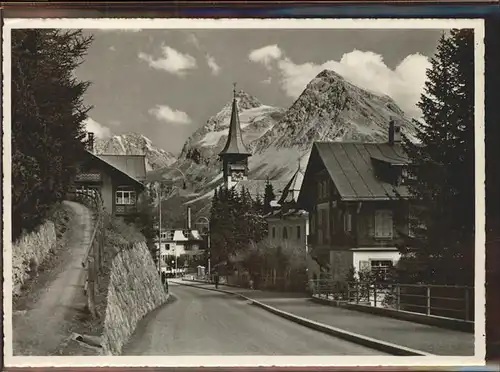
[12,201,92,356]
[123,282,387,356]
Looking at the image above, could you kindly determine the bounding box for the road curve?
[123,282,387,356]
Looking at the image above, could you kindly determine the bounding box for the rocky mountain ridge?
[94,133,177,171]
[142,70,418,223]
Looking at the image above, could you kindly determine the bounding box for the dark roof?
[278,166,304,205]
[96,154,147,182]
[85,151,146,188]
[266,208,308,220]
[370,153,408,165]
[303,142,410,201]
[218,94,251,157]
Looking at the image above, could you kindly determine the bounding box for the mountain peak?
[315,69,345,81]
[94,132,176,171]
[231,90,262,110]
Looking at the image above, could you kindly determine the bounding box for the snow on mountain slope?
[94,133,177,171]
[158,70,417,222]
[178,90,285,166]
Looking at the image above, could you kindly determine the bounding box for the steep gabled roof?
[85,151,145,188]
[218,86,251,157]
[96,154,147,181]
[299,142,410,202]
[278,166,304,205]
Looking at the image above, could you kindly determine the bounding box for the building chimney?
[187,206,192,230]
[87,132,95,152]
[388,118,401,146]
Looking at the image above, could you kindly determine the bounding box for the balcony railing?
[75,173,102,183]
[115,204,137,215]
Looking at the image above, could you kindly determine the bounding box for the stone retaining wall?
[100,241,168,355]
[12,221,57,297]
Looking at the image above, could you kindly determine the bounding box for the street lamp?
[196,216,211,280]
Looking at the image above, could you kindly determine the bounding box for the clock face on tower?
[231,171,244,182]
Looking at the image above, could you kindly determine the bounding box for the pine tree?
[12,29,93,240]
[253,192,268,242]
[400,29,475,285]
[263,177,276,214]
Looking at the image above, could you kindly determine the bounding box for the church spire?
[218,82,251,157]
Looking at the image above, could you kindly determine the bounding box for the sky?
[74,28,445,154]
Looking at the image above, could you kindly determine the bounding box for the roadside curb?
[174,280,434,357]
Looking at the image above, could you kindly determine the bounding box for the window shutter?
[359,260,370,271]
[375,210,393,238]
[344,212,352,232]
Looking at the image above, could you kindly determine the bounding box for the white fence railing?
[310,279,474,322]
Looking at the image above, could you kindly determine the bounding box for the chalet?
[72,133,147,217]
[298,119,414,282]
[266,165,311,258]
[154,228,204,274]
[265,163,318,289]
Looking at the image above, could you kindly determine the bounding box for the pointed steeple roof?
[278,159,305,205]
[219,83,251,157]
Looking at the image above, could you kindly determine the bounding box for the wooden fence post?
[396,285,401,311]
[465,287,470,321]
[87,257,97,319]
[94,242,99,287]
[426,286,431,315]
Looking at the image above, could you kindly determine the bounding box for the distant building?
[298,119,414,282]
[218,83,252,189]
[266,163,313,287]
[217,84,288,198]
[71,133,147,217]
[154,228,204,273]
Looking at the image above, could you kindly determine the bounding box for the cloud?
[138,45,197,76]
[109,45,116,52]
[250,45,430,118]
[261,77,272,84]
[149,105,192,125]
[206,54,221,75]
[248,45,283,68]
[84,118,112,138]
[187,34,201,49]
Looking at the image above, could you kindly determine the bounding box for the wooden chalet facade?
[72,136,147,217]
[298,120,414,282]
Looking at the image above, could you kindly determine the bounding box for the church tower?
[218,83,251,189]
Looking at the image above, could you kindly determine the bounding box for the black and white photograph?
[2,18,485,367]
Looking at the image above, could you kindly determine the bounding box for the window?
[318,181,323,198]
[344,211,352,233]
[272,227,276,239]
[116,188,136,205]
[165,244,170,251]
[370,260,393,280]
[374,210,393,238]
[297,226,301,240]
[283,227,288,240]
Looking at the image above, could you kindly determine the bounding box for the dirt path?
[12,201,94,356]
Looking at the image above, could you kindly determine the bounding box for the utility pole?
[175,244,178,277]
[207,221,211,280]
[157,182,162,274]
